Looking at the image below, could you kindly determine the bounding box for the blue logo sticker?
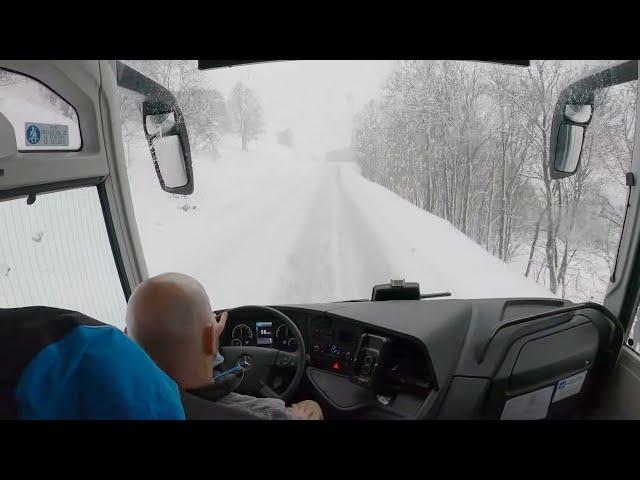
[558,380,567,389]
[26,124,41,145]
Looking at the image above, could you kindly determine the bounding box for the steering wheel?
[218,305,306,403]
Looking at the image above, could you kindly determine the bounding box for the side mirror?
[142,104,193,194]
[117,61,194,195]
[550,98,593,180]
[549,60,638,180]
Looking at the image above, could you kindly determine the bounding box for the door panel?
[590,347,640,419]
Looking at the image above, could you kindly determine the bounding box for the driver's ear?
[203,323,216,356]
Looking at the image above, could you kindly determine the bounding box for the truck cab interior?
[2,59,640,420]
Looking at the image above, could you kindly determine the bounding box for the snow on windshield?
[121,60,635,309]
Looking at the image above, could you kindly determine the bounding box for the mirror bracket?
[627,172,636,187]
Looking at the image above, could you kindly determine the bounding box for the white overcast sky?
[202,60,394,158]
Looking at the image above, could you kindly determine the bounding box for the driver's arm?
[215,392,323,420]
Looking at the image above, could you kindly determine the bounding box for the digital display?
[328,344,342,356]
[256,322,273,345]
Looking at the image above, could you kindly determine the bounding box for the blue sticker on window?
[25,122,69,147]
[26,124,40,144]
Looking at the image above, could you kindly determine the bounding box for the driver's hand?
[288,400,324,420]
[214,311,227,339]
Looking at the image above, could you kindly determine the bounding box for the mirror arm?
[116,61,177,111]
[563,60,638,101]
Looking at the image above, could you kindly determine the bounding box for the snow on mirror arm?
[0,68,81,151]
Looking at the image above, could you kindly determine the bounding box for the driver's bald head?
[126,273,214,387]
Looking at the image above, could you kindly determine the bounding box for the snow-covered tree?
[277,128,294,148]
[227,81,264,151]
[353,60,636,302]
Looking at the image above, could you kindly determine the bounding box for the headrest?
[0,306,185,420]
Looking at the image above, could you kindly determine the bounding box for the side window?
[564,79,637,303]
[0,187,127,329]
[0,68,81,150]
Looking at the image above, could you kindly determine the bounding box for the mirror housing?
[549,89,594,180]
[116,61,194,195]
[554,123,586,175]
[142,103,193,194]
[549,60,638,180]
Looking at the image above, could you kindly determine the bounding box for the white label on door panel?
[552,371,587,403]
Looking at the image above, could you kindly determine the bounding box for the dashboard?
[220,303,436,418]
[219,297,621,420]
[222,309,430,382]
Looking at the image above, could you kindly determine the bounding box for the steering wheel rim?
[218,305,305,403]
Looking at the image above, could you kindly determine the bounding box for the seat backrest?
[0,306,186,420]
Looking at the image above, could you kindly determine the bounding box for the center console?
[308,316,360,373]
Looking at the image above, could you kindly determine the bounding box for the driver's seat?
[0,306,186,419]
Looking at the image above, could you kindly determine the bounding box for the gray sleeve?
[216,392,301,420]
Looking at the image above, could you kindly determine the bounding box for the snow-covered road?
[129,141,554,311]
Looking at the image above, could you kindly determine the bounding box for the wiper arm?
[420,291,451,299]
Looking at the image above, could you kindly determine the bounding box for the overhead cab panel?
[0,60,109,199]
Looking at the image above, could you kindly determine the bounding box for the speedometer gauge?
[276,324,296,350]
[231,324,253,346]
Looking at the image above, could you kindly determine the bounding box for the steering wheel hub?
[237,355,252,370]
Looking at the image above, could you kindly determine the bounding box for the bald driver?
[125,272,323,420]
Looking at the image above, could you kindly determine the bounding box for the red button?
[331,361,341,370]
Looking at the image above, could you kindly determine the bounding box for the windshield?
[120,60,636,308]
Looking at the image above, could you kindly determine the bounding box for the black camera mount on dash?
[371,279,420,301]
[371,279,452,301]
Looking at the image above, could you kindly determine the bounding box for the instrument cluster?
[229,320,298,351]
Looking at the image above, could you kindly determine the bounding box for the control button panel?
[308,317,360,374]
[351,334,390,389]
[310,342,354,372]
